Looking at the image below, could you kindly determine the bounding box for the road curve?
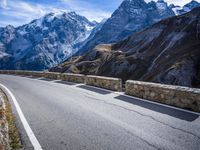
[0,74,200,150]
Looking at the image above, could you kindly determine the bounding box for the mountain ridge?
[50,7,200,88]
[0,0,199,71]
[77,0,176,55]
[0,11,97,70]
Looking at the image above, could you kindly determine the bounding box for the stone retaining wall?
[61,73,85,83]
[126,80,200,112]
[0,70,9,74]
[0,70,44,77]
[43,72,61,80]
[27,71,44,77]
[1,70,200,112]
[25,71,34,76]
[86,75,122,91]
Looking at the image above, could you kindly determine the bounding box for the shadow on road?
[12,75,27,77]
[77,85,111,95]
[39,78,55,81]
[115,95,199,121]
[54,80,77,86]
[26,76,41,79]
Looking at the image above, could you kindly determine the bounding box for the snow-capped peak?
[156,0,168,10]
[0,11,99,70]
[170,0,200,15]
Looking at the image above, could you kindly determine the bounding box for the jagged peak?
[113,0,147,16]
[129,0,146,4]
[17,10,96,30]
[157,0,165,2]
[5,25,15,30]
[184,0,200,8]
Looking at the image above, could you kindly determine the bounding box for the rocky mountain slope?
[51,7,200,88]
[0,0,198,71]
[77,0,175,55]
[0,12,97,70]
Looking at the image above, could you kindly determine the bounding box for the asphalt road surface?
[0,74,200,150]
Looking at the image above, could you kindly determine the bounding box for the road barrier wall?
[61,73,85,83]
[27,71,44,77]
[0,70,9,74]
[125,80,200,112]
[43,72,61,80]
[0,70,200,112]
[86,75,122,91]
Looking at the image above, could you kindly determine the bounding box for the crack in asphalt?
[81,95,160,150]
[120,127,161,150]
[76,92,160,149]
[84,94,200,141]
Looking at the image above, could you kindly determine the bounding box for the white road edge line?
[0,83,43,150]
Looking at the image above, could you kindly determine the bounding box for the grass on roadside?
[2,94,22,149]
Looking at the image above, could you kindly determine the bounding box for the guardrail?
[126,80,200,112]
[61,73,85,83]
[0,70,122,91]
[86,75,122,91]
[43,72,61,80]
[0,70,200,112]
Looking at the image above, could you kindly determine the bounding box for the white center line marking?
[0,83,43,150]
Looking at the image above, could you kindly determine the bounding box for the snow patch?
[0,52,9,58]
[156,1,167,10]
[17,29,28,35]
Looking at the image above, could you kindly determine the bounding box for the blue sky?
[0,0,199,27]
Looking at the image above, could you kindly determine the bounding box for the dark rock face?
[0,12,97,70]
[51,8,200,88]
[77,0,175,55]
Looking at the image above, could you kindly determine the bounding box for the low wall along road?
[126,80,200,112]
[86,75,122,91]
[61,73,85,83]
[0,70,199,112]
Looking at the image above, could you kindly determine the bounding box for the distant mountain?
[51,7,200,88]
[170,0,200,15]
[0,0,198,71]
[77,0,175,55]
[0,12,97,70]
[184,0,200,10]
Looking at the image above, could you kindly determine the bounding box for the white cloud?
[0,0,109,27]
[145,0,200,6]
[0,0,7,8]
[0,0,200,27]
[0,0,64,27]
[59,0,111,22]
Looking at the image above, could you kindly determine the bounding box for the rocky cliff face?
[77,0,175,55]
[51,7,200,88]
[0,12,97,70]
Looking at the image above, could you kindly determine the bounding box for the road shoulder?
[0,90,22,150]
